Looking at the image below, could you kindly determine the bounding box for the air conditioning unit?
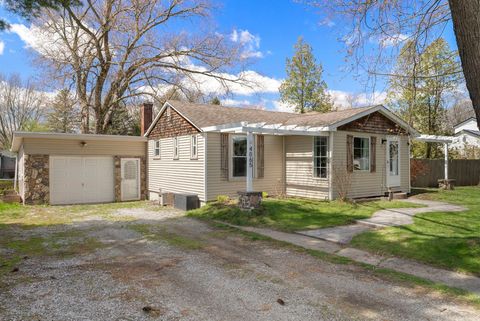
[174,194,200,211]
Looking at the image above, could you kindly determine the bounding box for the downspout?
[13,154,18,192]
[204,133,208,204]
[282,135,286,196]
[328,132,334,200]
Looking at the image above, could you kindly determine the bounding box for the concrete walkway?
[216,199,480,295]
[297,198,466,244]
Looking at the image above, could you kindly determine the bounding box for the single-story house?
[11,100,418,205]
[144,101,417,203]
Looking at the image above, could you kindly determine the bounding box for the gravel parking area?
[0,204,478,321]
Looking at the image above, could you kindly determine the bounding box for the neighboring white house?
[450,117,480,158]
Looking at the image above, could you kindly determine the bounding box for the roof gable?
[146,104,200,139]
[337,111,408,135]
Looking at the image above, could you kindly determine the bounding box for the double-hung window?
[313,136,328,178]
[154,140,160,158]
[191,135,198,159]
[173,137,179,159]
[353,137,370,171]
[232,136,247,177]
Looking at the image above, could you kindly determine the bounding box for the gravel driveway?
[0,204,478,321]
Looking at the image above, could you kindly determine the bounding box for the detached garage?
[11,132,147,205]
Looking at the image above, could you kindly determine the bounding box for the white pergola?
[202,121,332,192]
[414,134,454,181]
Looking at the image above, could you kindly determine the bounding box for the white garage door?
[50,156,115,205]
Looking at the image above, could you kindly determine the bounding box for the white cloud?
[9,22,96,59]
[222,98,252,106]
[272,100,295,113]
[375,33,410,47]
[272,90,387,113]
[319,18,336,27]
[9,24,37,48]
[329,89,386,108]
[0,41,4,55]
[230,29,264,59]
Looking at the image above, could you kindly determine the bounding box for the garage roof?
[11,131,147,152]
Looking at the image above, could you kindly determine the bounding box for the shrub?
[216,195,230,204]
[262,191,268,199]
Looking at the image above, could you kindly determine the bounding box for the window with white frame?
[353,137,370,171]
[232,136,247,177]
[313,136,328,178]
[173,137,179,159]
[154,140,160,157]
[191,135,198,159]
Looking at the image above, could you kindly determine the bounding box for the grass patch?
[351,186,480,276]
[0,200,156,228]
[130,224,204,250]
[189,197,423,232]
[0,230,105,279]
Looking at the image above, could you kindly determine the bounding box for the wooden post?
[246,131,254,192]
[444,143,449,181]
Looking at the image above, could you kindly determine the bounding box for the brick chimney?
[140,102,153,136]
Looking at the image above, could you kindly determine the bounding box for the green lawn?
[189,197,422,232]
[351,187,480,276]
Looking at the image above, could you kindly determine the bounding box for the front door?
[386,137,401,187]
[121,158,141,201]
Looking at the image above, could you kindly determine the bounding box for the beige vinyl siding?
[285,136,329,200]
[206,133,284,201]
[148,134,205,201]
[22,138,146,156]
[332,131,410,199]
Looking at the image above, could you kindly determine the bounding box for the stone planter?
[438,179,456,190]
[237,191,262,210]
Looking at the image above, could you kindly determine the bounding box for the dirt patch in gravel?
[1,209,479,321]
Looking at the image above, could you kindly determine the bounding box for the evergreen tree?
[279,37,332,113]
[47,89,79,133]
[210,97,221,105]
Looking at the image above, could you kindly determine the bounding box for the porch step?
[392,192,408,200]
[3,189,17,196]
[1,191,22,203]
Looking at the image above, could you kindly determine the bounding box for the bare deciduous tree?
[0,74,47,148]
[32,0,250,134]
[305,0,480,124]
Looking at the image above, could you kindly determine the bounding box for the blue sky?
[0,0,458,111]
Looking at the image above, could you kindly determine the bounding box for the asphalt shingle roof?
[167,100,379,129]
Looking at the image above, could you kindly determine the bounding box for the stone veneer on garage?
[23,154,50,205]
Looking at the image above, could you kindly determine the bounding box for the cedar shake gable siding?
[147,106,200,140]
[338,111,408,135]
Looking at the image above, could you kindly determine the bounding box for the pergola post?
[444,143,449,181]
[246,131,254,192]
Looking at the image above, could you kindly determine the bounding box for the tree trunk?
[448,0,480,125]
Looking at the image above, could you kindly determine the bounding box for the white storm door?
[121,158,140,201]
[386,137,401,187]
